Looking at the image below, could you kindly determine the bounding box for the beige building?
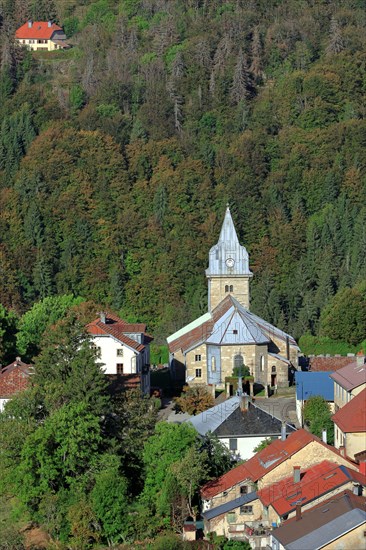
[333,388,366,461]
[331,354,366,411]
[15,21,69,51]
[168,207,299,393]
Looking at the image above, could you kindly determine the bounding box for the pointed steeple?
[206,206,252,310]
[218,204,240,245]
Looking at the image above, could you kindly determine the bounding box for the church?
[167,206,299,394]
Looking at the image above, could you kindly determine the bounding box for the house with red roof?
[86,312,153,394]
[201,429,359,514]
[332,388,366,462]
[0,357,31,411]
[331,354,366,411]
[203,460,365,544]
[15,21,70,51]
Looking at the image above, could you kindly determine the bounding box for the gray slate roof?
[203,491,258,520]
[186,396,295,437]
[287,509,366,550]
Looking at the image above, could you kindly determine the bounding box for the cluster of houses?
[0,207,365,547]
[181,355,365,548]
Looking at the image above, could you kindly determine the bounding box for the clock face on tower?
[226,257,235,268]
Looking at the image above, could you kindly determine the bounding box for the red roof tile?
[331,359,366,391]
[86,312,151,352]
[258,460,366,517]
[16,21,63,40]
[201,429,316,499]
[309,356,357,372]
[0,359,31,398]
[332,389,366,433]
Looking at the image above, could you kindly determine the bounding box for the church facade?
[167,207,299,393]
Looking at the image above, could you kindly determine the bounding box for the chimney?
[322,429,327,444]
[293,466,301,484]
[100,312,106,324]
[353,483,361,496]
[356,352,365,366]
[16,356,21,362]
[281,422,287,441]
[28,20,32,28]
[286,336,290,360]
[240,393,249,412]
[339,446,345,457]
[295,504,302,521]
[48,21,52,27]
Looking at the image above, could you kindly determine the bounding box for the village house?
[203,461,366,545]
[167,207,299,395]
[86,312,152,394]
[332,388,366,461]
[295,371,334,428]
[270,491,366,550]
[186,394,295,460]
[200,429,358,514]
[331,354,366,411]
[15,21,70,51]
[0,357,31,411]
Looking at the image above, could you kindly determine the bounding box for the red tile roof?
[309,356,357,372]
[0,358,31,398]
[331,359,366,391]
[258,460,366,517]
[16,21,63,40]
[332,389,366,433]
[86,312,151,352]
[201,429,316,499]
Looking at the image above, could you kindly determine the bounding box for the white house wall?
[92,335,140,375]
[219,435,271,461]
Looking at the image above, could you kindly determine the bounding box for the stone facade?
[208,275,251,311]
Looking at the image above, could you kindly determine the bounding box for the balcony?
[228,521,271,547]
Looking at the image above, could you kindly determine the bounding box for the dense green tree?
[0,304,17,364]
[16,295,85,360]
[319,282,366,345]
[303,396,334,445]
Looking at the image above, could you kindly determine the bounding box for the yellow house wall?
[17,38,56,51]
[323,522,366,549]
[209,276,250,310]
[205,498,262,537]
[345,432,366,461]
[334,381,366,410]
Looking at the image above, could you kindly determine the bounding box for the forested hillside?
[0,0,365,345]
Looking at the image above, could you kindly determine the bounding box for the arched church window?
[225,285,229,292]
[211,356,216,372]
[234,354,244,370]
[229,285,233,292]
[271,365,276,373]
[260,355,265,372]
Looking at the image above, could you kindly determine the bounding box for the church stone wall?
[209,276,250,310]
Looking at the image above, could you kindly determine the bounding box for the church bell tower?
[206,206,253,310]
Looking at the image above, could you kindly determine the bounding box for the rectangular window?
[229,438,237,451]
[233,329,238,335]
[116,364,124,374]
[117,348,124,357]
[240,505,253,514]
[240,486,248,494]
[227,512,236,523]
[195,368,202,378]
[195,354,201,362]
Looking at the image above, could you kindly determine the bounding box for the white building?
[15,21,70,51]
[86,312,152,394]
